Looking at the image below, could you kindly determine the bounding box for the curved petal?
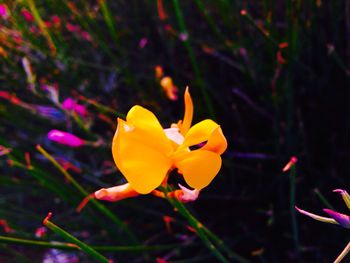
[174,150,222,190]
[94,183,139,202]
[126,105,173,155]
[201,126,227,155]
[179,87,193,135]
[112,119,172,194]
[179,119,227,154]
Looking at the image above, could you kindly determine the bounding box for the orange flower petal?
[179,119,227,154]
[112,118,172,194]
[179,87,193,135]
[94,183,139,202]
[175,150,221,189]
[201,126,227,155]
[126,105,173,155]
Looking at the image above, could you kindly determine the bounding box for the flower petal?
[164,127,184,146]
[94,183,139,202]
[201,126,227,155]
[175,150,221,189]
[295,206,338,225]
[177,184,200,202]
[323,209,350,228]
[179,87,193,135]
[112,118,172,194]
[179,119,227,154]
[333,189,350,210]
[126,105,172,155]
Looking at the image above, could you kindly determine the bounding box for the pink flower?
[21,9,34,23]
[0,4,9,19]
[51,15,61,27]
[80,31,92,42]
[66,23,81,33]
[47,130,85,147]
[61,97,75,109]
[323,209,350,228]
[62,98,88,117]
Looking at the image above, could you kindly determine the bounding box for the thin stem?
[0,236,178,252]
[334,241,350,263]
[164,187,250,263]
[171,0,215,118]
[289,165,300,253]
[99,0,119,45]
[168,198,229,263]
[36,145,137,243]
[43,214,110,263]
[313,188,335,210]
[23,0,57,55]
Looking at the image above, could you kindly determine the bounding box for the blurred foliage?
[0,0,350,262]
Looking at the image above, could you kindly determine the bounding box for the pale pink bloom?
[35,227,47,238]
[41,84,59,104]
[179,32,188,42]
[282,156,297,172]
[47,130,85,147]
[177,184,200,202]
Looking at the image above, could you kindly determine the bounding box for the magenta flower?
[296,189,350,262]
[61,98,75,109]
[323,209,350,228]
[0,4,9,19]
[296,189,350,228]
[62,98,88,117]
[21,9,34,23]
[47,130,85,147]
[66,23,81,33]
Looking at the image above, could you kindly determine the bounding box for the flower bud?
[47,130,85,147]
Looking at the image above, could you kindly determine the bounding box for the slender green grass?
[313,188,335,210]
[171,0,215,118]
[289,164,299,254]
[36,145,138,244]
[163,186,250,263]
[43,213,110,263]
[23,0,57,55]
[0,236,179,253]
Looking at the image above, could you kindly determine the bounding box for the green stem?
[36,145,137,243]
[164,188,250,263]
[241,11,278,47]
[313,188,335,210]
[99,0,119,45]
[289,165,299,253]
[168,199,229,263]
[24,0,57,55]
[0,236,178,252]
[171,0,215,118]
[0,244,33,263]
[334,241,350,263]
[194,0,223,41]
[43,214,110,263]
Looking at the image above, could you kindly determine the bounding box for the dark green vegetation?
[0,1,349,262]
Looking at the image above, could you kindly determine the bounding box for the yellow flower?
[112,87,227,194]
